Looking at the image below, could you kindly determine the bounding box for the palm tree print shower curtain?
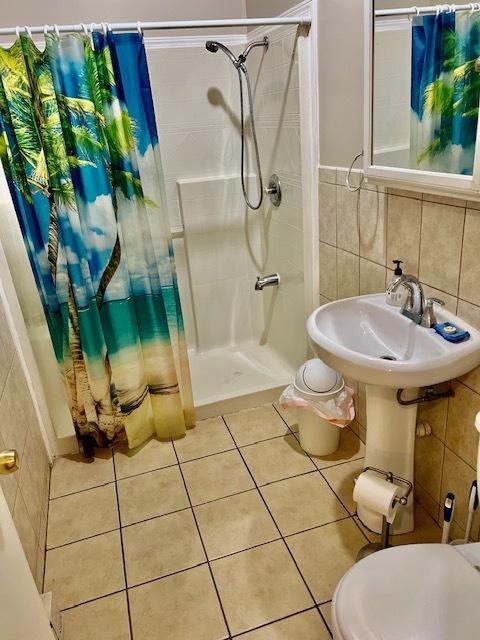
[0,31,195,453]
[411,10,480,174]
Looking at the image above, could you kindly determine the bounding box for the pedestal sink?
[307,293,480,534]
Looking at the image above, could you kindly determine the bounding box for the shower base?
[189,342,295,420]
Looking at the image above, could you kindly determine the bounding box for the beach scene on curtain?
[411,10,480,175]
[0,31,194,451]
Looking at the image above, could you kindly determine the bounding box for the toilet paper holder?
[361,466,413,506]
[355,467,413,562]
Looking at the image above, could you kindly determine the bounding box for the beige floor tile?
[319,602,332,631]
[239,609,330,640]
[195,490,279,559]
[173,416,235,462]
[50,451,114,499]
[260,473,348,536]
[129,564,228,640]
[47,483,119,549]
[355,503,441,545]
[44,530,125,610]
[286,519,365,603]
[114,437,177,479]
[273,402,299,432]
[62,591,130,640]
[211,540,313,636]
[321,458,365,515]
[224,404,290,447]
[311,428,365,470]
[123,509,205,586]
[240,435,315,486]
[117,466,189,526]
[182,449,254,506]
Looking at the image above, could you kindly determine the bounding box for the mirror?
[372,1,480,178]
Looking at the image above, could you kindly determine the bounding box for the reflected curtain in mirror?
[411,11,480,175]
[0,31,195,454]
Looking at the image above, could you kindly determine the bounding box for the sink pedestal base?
[357,385,417,535]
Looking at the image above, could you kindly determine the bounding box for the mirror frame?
[364,0,480,199]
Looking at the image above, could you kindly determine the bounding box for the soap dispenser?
[386,260,407,307]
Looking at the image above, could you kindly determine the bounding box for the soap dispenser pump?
[386,259,407,307]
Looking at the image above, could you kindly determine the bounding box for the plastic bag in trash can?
[279,384,355,427]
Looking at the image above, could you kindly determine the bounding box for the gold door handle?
[0,450,19,474]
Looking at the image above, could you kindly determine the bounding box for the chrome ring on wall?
[346,150,364,192]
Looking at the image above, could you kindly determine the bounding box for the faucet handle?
[426,297,445,307]
[421,297,445,328]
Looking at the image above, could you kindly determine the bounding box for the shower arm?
[238,37,269,65]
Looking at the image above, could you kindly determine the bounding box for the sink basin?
[307,293,480,388]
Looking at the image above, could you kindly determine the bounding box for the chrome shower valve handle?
[264,174,282,207]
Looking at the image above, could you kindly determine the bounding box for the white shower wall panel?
[177,176,264,353]
[146,42,245,228]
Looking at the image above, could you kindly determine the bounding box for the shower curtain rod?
[0,16,311,37]
[376,3,480,17]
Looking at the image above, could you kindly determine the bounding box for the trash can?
[280,359,354,457]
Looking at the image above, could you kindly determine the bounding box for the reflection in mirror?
[373,1,480,175]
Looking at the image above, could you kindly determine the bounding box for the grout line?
[455,202,468,300]
[112,447,135,640]
[114,461,178,483]
[318,469,358,517]
[49,479,116,502]
[59,587,128,614]
[175,446,237,465]
[281,514,353,540]
[172,439,233,639]
[231,605,318,638]
[127,560,209,592]
[46,525,121,552]
[317,604,334,639]
[42,468,52,593]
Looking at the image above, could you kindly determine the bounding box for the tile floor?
[43,404,442,640]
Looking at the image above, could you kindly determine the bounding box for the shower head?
[205,40,240,67]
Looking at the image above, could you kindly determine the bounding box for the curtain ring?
[54,24,60,38]
[409,6,420,22]
[101,22,108,36]
[15,26,21,39]
[43,24,50,36]
[24,25,32,39]
[80,23,89,36]
[346,151,364,193]
[137,21,143,37]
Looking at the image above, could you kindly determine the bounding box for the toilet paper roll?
[353,471,402,524]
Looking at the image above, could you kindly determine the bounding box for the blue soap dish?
[434,322,470,343]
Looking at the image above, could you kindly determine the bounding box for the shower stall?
[0,9,318,447]
[168,23,309,418]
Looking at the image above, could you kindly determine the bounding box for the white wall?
[0,0,247,36]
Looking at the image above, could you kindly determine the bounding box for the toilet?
[331,542,480,639]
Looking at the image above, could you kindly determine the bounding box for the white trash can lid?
[295,358,342,394]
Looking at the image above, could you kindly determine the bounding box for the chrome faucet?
[387,274,425,323]
[255,273,280,290]
[387,274,445,327]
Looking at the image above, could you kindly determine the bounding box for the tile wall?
[318,164,480,541]
[0,293,51,590]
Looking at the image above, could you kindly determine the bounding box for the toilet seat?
[331,543,480,640]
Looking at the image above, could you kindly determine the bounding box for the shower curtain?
[0,31,195,454]
[410,10,480,174]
